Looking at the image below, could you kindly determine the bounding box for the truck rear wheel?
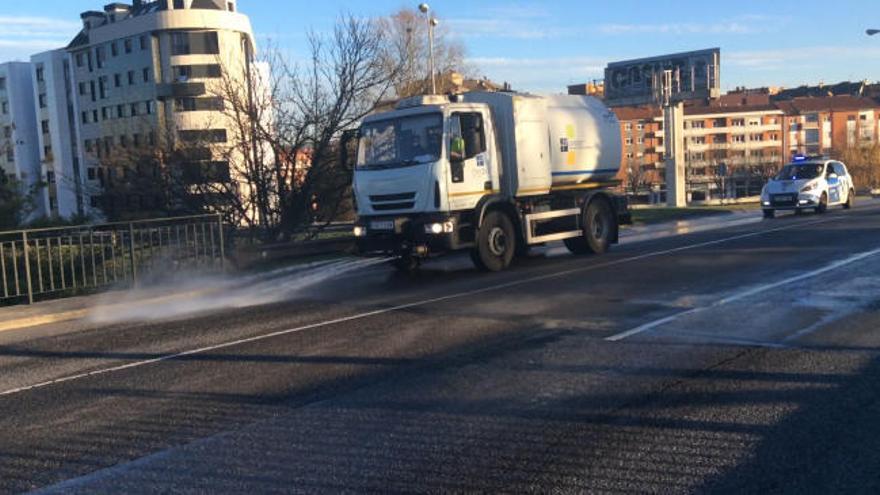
[564,198,613,255]
[472,210,516,272]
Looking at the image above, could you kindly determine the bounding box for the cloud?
[727,46,880,69]
[0,16,79,60]
[468,56,606,94]
[599,15,786,36]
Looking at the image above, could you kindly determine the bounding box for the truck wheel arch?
[581,192,620,244]
[476,195,523,245]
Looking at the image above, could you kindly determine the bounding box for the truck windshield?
[775,164,824,181]
[357,113,443,169]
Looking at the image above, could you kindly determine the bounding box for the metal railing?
[0,214,227,306]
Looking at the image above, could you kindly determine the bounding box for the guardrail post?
[217,213,226,273]
[128,223,138,288]
[22,231,34,305]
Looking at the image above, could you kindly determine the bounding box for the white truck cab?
[761,156,856,218]
[351,92,629,272]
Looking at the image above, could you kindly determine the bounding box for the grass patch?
[630,204,758,226]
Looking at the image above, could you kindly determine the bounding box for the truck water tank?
[545,95,622,186]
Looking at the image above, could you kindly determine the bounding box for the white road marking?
[0,215,846,398]
[606,246,880,342]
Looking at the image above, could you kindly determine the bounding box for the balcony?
[156,82,206,100]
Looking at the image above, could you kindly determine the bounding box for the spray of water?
[88,257,392,324]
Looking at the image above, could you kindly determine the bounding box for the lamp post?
[418,3,437,94]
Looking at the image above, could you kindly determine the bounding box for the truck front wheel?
[472,210,516,272]
[564,198,613,255]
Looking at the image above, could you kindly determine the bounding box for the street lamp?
[868,29,880,36]
[418,3,438,94]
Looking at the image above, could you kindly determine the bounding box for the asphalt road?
[1,202,880,494]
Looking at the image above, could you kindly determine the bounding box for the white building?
[65,0,256,217]
[31,50,84,218]
[0,62,43,220]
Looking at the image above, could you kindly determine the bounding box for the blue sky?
[2,1,879,94]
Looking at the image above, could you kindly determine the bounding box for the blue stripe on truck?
[552,168,620,176]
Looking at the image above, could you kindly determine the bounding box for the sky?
[1,0,879,94]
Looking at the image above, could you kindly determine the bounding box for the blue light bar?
[792,155,807,162]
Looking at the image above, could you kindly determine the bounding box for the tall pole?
[418,3,436,94]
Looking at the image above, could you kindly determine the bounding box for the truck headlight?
[424,220,455,235]
[353,226,366,237]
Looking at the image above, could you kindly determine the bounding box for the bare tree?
[201,14,402,241]
[835,143,880,190]
[378,8,469,97]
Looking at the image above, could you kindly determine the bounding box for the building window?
[35,66,44,82]
[140,35,148,50]
[624,123,632,131]
[626,152,633,159]
[41,120,50,134]
[84,139,93,153]
[637,137,644,145]
[101,107,109,120]
[731,119,745,127]
[625,137,633,145]
[81,111,89,124]
[49,197,57,210]
[145,100,155,115]
[124,38,133,54]
[171,31,220,55]
[130,103,139,116]
[133,134,141,147]
[3,126,10,138]
[691,136,705,145]
[1,101,8,114]
[78,82,87,95]
[6,148,12,162]
[732,135,745,143]
[119,135,128,148]
[128,70,135,85]
[90,81,96,102]
[99,76,108,99]
[95,46,106,69]
[0,77,7,90]
[174,97,224,112]
[44,145,52,158]
[76,53,85,67]
[636,123,644,131]
[689,121,705,129]
[114,74,121,87]
[111,42,118,57]
[174,64,222,80]
[92,110,99,123]
[87,167,96,180]
[148,131,156,146]
[117,104,126,118]
[805,113,819,123]
[39,94,47,108]
[143,67,150,83]
[179,129,228,143]
[750,134,763,141]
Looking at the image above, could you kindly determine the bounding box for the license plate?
[369,220,395,232]
[775,195,793,202]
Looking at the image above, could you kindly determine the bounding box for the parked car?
[761,156,855,218]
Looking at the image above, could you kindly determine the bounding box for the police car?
[761,156,855,218]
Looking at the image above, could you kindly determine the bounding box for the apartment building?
[613,106,663,191]
[677,105,784,200]
[31,50,83,218]
[64,0,255,216]
[612,103,784,202]
[776,96,880,162]
[0,62,43,219]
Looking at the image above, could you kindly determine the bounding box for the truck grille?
[370,192,416,211]
[373,202,415,211]
[370,192,415,202]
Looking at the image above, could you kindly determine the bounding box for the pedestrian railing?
[0,214,227,306]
